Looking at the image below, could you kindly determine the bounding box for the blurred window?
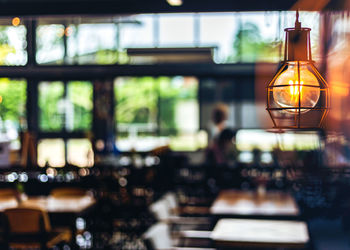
[67,139,94,167]
[38,139,65,167]
[36,21,118,65]
[39,81,92,132]
[115,76,203,151]
[39,81,64,131]
[68,23,118,65]
[36,24,65,64]
[236,129,321,152]
[120,14,154,48]
[34,11,320,65]
[158,13,194,46]
[236,12,281,63]
[0,25,27,65]
[0,78,26,149]
[199,13,238,63]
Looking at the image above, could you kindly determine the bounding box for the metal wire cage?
[266,21,329,129]
[266,62,329,129]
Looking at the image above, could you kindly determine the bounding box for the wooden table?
[21,195,96,214]
[0,195,96,214]
[210,190,299,217]
[211,218,309,249]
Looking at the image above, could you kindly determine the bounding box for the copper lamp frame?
[266,12,329,129]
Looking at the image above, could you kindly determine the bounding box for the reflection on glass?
[0,78,26,149]
[38,139,65,167]
[67,139,94,167]
[39,81,64,131]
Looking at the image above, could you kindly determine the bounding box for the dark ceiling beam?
[0,0,342,17]
[0,63,278,80]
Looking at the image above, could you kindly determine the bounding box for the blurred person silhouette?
[206,128,237,166]
[210,103,229,142]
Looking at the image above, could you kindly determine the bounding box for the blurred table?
[210,190,299,217]
[0,197,18,211]
[211,218,309,249]
[0,195,96,214]
[21,195,96,214]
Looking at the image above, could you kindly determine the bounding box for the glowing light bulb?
[272,62,320,113]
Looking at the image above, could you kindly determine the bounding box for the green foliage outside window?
[0,78,26,129]
[39,81,64,131]
[115,77,158,126]
[229,22,281,63]
[39,81,92,131]
[67,81,93,130]
[115,76,198,136]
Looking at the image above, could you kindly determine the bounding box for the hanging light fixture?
[266,10,329,129]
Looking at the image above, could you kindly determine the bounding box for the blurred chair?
[3,207,71,249]
[50,187,87,198]
[149,196,212,231]
[163,192,211,217]
[143,222,214,250]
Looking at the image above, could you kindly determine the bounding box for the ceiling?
[0,0,346,17]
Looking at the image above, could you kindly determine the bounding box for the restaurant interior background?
[0,0,348,249]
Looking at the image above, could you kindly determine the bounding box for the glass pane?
[120,14,154,48]
[159,14,194,46]
[37,139,65,167]
[67,81,93,131]
[67,139,94,167]
[199,13,238,63]
[240,101,260,128]
[69,23,118,65]
[115,76,201,151]
[159,76,198,132]
[115,76,158,130]
[39,81,64,131]
[237,12,281,62]
[0,78,26,149]
[36,24,65,64]
[0,25,27,65]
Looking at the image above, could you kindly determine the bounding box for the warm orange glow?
[64,27,73,37]
[11,17,20,27]
[273,63,320,113]
[331,81,349,97]
[288,80,304,104]
[0,96,3,103]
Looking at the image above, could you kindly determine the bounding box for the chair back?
[163,192,178,211]
[4,207,51,234]
[50,187,87,198]
[149,199,171,221]
[143,222,172,250]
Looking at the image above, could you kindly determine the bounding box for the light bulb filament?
[289,80,303,104]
